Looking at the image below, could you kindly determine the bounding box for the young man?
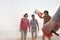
[42,6,60,36]
[38,10,51,40]
[20,13,30,40]
[29,14,39,40]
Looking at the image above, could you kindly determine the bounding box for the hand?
[42,18,59,34]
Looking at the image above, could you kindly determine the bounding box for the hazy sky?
[0,0,59,31]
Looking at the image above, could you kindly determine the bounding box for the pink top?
[20,18,30,30]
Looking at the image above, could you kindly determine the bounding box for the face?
[25,15,28,18]
[32,16,35,19]
[44,13,48,16]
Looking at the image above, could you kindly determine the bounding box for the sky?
[0,0,59,34]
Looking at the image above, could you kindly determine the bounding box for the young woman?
[20,13,30,40]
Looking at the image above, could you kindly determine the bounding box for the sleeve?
[20,18,23,29]
[53,6,60,22]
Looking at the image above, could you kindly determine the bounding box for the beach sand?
[0,31,60,40]
[0,34,60,40]
[14,34,60,40]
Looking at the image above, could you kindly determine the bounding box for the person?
[29,14,39,40]
[20,13,30,40]
[42,6,60,37]
[38,10,51,40]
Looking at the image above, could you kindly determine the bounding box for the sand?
[0,34,60,40]
[15,34,60,40]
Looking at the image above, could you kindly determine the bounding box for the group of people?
[20,6,60,40]
[20,13,39,40]
[20,10,51,40]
